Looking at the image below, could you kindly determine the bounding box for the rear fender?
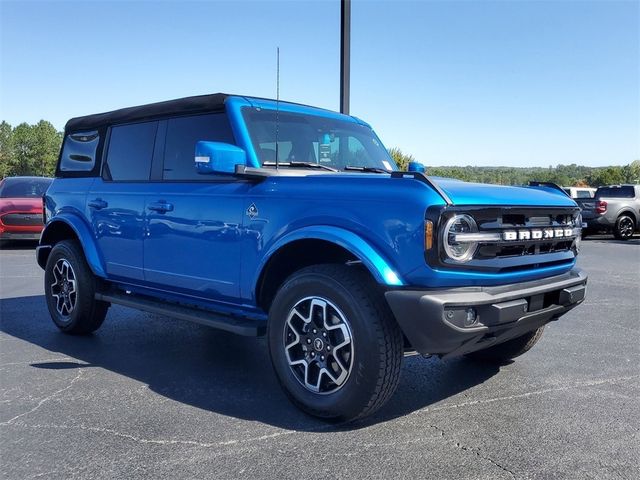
[38,213,106,277]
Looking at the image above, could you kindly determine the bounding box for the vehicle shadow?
[0,240,39,250]
[0,295,500,431]
[582,235,640,246]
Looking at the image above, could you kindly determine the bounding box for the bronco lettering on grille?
[502,228,573,241]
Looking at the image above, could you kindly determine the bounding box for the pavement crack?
[0,369,84,426]
[427,424,516,479]
[3,420,336,450]
[415,374,639,415]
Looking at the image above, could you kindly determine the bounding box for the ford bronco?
[37,94,587,421]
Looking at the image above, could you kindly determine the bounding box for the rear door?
[143,113,249,303]
[87,121,158,281]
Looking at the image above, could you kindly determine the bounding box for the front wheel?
[268,265,403,422]
[44,240,109,334]
[613,215,635,240]
[465,326,545,363]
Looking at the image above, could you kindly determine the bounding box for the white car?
[562,186,596,199]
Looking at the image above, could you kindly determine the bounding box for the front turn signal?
[425,220,434,250]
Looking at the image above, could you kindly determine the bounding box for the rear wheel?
[44,240,109,334]
[268,265,403,421]
[465,326,545,363]
[613,215,635,240]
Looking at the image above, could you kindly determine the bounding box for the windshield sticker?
[319,143,331,163]
[382,160,392,171]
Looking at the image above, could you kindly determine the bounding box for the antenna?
[275,47,280,170]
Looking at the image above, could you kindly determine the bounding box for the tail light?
[42,196,47,224]
[595,200,607,214]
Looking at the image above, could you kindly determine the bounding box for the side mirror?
[195,141,246,175]
[407,161,425,173]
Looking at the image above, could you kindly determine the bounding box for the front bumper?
[385,268,587,357]
[0,231,41,241]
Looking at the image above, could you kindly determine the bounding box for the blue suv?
[37,94,587,421]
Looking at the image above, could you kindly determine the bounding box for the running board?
[95,291,266,336]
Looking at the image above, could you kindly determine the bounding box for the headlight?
[442,214,478,263]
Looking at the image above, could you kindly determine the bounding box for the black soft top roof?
[65,93,229,132]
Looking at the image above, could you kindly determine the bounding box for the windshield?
[242,107,397,171]
[0,178,52,198]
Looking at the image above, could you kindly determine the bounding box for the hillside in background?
[389,148,640,187]
[0,121,638,187]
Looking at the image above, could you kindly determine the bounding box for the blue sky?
[1,0,638,167]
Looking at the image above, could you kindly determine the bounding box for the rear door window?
[162,113,234,180]
[104,121,158,181]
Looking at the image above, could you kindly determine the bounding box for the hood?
[431,177,577,207]
[0,198,43,214]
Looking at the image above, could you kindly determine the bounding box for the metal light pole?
[340,0,351,115]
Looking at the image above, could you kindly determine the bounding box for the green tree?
[623,160,640,184]
[1,121,62,177]
[0,121,13,178]
[388,147,414,171]
[10,123,38,176]
[587,166,626,186]
[32,120,62,176]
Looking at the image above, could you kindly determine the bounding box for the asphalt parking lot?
[0,237,638,480]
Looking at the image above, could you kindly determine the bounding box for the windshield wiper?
[263,161,337,172]
[344,165,390,174]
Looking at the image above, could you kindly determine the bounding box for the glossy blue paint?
[255,225,405,288]
[195,141,246,175]
[143,180,251,301]
[42,95,582,320]
[40,178,108,278]
[87,179,147,281]
[408,162,425,173]
[432,177,577,207]
[40,213,108,278]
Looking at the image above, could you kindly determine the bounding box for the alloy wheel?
[50,259,77,317]
[283,297,354,394]
[618,217,634,239]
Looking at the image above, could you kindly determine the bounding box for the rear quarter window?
[58,131,100,175]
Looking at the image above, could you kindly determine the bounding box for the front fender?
[39,213,106,278]
[255,225,405,287]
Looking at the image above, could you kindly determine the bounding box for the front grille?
[1,213,43,226]
[473,209,577,260]
[426,206,580,273]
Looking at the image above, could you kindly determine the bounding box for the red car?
[0,176,52,242]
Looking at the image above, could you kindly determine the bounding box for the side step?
[95,291,266,337]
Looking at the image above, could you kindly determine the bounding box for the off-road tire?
[465,326,545,363]
[44,240,109,334]
[268,264,403,422]
[613,215,635,240]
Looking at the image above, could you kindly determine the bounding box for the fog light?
[464,308,478,327]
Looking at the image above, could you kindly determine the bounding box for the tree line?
[0,121,637,187]
[0,121,62,178]
[389,148,640,187]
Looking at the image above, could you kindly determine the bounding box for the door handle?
[147,201,174,213]
[88,198,108,210]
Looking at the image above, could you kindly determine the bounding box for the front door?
[143,113,248,303]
